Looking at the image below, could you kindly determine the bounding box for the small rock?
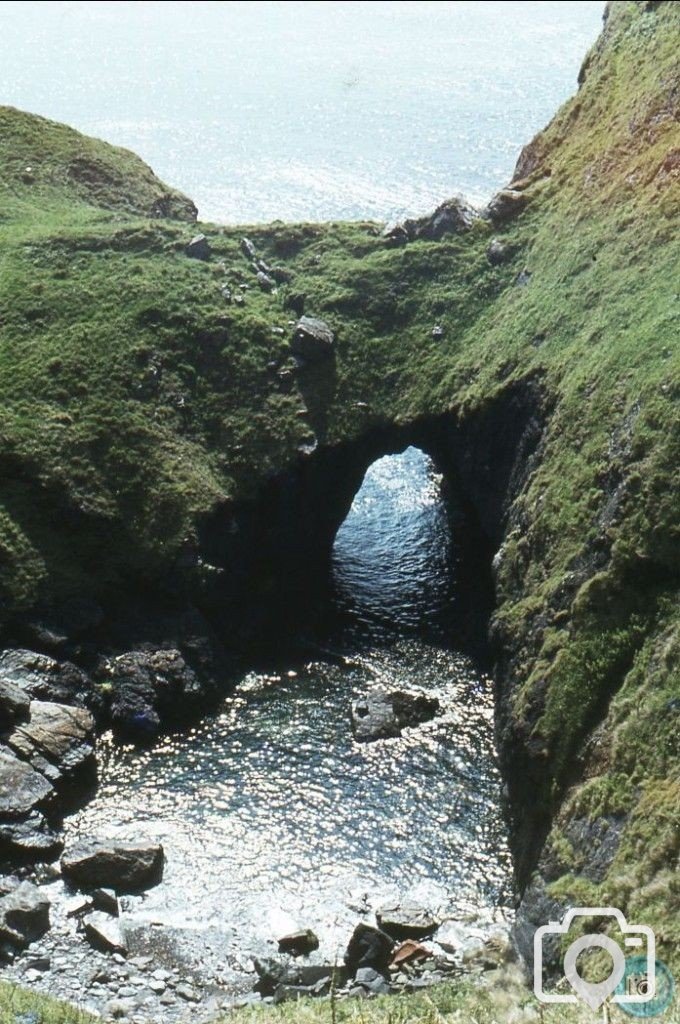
[185,234,211,261]
[290,316,334,362]
[515,268,532,287]
[240,237,257,261]
[351,689,440,742]
[24,955,51,972]
[256,271,276,292]
[486,238,514,265]
[278,928,319,956]
[0,748,53,817]
[83,912,127,955]
[175,983,198,1002]
[92,887,119,916]
[432,324,444,340]
[355,966,391,994]
[149,979,166,994]
[66,895,94,918]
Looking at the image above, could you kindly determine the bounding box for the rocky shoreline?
[2,638,497,1022]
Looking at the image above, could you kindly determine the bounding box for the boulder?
[354,966,391,994]
[290,317,334,362]
[0,811,63,862]
[0,881,50,949]
[376,901,439,940]
[351,689,440,742]
[254,958,339,997]
[344,922,394,975]
[0,678,30,727]
[486,238,514,266]
[185,234,211,260]
[104,648,202,736]
[61,839,164,893]
[83,911,127,954]
[256,271,276,292]
[485,189,528,224]
[390,939,432,966]
[240,237,257,261]
[0,747,53,817]
[8,701,95,783]
[0,649,96,710]
[278,928,319,956]
[92,887,119,916]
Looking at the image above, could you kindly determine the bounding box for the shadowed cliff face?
[0,0,678,979]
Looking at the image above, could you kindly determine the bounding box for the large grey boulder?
[0,881,50,948]
[61,839,164,893]
[8,701,95,783]
[290,317,334,362]
[0,747,53,817]
[376,901,439,940]
[350,689,440,742]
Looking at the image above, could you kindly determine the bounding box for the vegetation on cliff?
[0,0,678,1007]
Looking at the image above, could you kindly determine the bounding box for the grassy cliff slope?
[0,0,678,997]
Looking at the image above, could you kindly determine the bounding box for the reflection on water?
[66,447,513,987]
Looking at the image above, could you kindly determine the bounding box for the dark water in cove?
[66,448,514,987]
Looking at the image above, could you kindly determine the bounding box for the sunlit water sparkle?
[65,448,514,990]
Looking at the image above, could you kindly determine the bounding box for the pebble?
[149,979,166,994]
[175,983,198,1002]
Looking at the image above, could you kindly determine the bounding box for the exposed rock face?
[376,902,439,940]
[290,317,335,362]
[0,881,50,949]
[351,689,440,742]
[0,747,53,817]
[61,839,164,893]
[344,923,394,975]
[8,700,95,783]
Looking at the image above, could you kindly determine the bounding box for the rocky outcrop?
[0,649,98,711]
[383,197,477,246]
[61,839,164,893]
[351,689,440,742]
